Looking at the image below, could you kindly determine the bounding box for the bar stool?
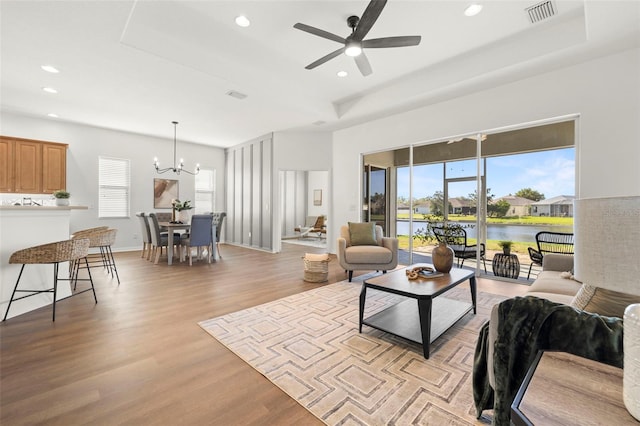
[3,238,96,322]
[72,228,120,285]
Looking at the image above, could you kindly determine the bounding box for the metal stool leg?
[3,264,26,321]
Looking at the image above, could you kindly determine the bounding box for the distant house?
[493,195,532,217]
[531,195,575,217]
[397,202,411,216]
[414,202,431,215]
[449,197,474,215]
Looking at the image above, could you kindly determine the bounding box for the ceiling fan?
[293,0,421,76]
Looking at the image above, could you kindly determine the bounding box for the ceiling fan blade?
[305,47,345,70]
[355,52,372,76]
[363,36,421,48]
[353,0,387,41]
[293,23,346,44]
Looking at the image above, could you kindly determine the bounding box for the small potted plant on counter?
[52,189,71,206]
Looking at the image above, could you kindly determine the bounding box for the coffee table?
[359,264,476,359]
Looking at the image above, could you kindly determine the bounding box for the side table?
[492,253,520,279]
[511,351,636,425]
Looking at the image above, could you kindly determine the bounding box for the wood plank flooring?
[0,243,528,425]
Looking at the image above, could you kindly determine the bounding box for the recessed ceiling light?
[235,15,250,27]
[337,71,348,77]
[464,4,483,17]
[42,87,58,93]
[41,65,59,73]
[47,113,59,118]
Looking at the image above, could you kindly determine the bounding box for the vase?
[55,198,69,206]
[624,303,640,420]
[178,210,192,224]
[432,242,454,273]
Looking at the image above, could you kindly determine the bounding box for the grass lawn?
[395,213,573,227]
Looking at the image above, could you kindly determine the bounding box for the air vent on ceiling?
[312,120,326,126]
[226,90,247,100]
[525,0,556,24]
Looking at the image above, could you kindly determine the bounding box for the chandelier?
[153,121,200,175]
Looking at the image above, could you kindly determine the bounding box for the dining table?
[158,221,190,265]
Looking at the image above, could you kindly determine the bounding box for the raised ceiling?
[1,1,638,148]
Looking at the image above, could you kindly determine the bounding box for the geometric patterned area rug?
[199,274,505,425]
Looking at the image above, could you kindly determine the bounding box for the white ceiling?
[1,1,639,148]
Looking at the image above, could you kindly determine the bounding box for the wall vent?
[226,90,247,100]
[525,0,556,24]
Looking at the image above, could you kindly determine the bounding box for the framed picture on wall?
[154,178,178,208]
[313,189,322,206]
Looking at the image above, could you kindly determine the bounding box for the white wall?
[330,48,640,253]
[1,112,227,251]
[307,170,328,218]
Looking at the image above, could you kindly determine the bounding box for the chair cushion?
[348,222,377,246]
[570,284,640,318]
[529,270,582,296]
[344,246,392,264]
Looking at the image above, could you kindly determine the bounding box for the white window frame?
[98,156,130,218]
[195,168,216,214]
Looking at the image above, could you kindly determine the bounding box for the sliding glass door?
[362,119,576,279]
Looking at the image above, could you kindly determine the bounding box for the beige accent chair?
[337,224,398,282]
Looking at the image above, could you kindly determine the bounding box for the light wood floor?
[0,243,528,425]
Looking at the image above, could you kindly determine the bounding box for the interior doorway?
[279,170,329,250]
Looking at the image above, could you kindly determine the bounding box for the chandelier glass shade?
[153,121,200,175]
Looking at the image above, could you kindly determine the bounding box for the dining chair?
[211,212,226,259]
[136,212,153,260]
[180,214,214,265]
[147,213,181,264]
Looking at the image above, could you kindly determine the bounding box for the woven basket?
[303,253,330,283]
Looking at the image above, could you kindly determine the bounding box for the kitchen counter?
[0,205,88,210]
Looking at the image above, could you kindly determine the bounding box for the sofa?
[478,253,640,425]
[487,254,578,387]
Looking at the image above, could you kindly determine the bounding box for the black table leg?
[469,275,477,314]
[417,298,433,359]
[359,284,367,333]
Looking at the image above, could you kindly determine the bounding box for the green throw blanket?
[473,296,623,426]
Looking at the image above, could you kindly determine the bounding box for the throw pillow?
[570,284,640,318]
[348,222,377,246]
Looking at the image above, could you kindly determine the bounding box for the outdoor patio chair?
[432,225,487,272]
[527,231,574,279]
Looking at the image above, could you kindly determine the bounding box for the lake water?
[396,221,573,243]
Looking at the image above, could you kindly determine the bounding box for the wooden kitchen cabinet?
[0,136,67,194]
[41,143,67,193]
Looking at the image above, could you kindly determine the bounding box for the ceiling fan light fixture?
[337,71,348,77]
[464,3,483,17]
[345,40,362,57]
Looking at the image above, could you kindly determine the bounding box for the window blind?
[99,156,130,218]
[195,168,215,213]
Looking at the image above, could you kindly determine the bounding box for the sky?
[395,148,575,201]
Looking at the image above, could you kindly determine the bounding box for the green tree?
[467,188,495,213]
[515,188,545,201]
[488,199,511,217]
[430,191,444,216]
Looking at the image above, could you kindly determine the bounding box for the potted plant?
[498,240,513,255]
[52,189,71,206]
